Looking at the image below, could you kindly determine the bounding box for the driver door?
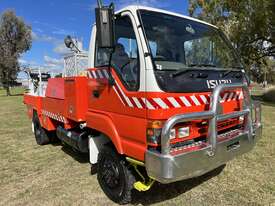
[87,12,147,160]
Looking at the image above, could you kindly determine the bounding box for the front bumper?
[145,124,262,184]
[145,83,262,184]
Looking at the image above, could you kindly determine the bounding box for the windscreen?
[139,10,242,71]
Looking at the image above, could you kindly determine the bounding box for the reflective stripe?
[142,98,155,110]
[179,96,192,107]
[92,70,97,78]
[167,97,181,108]
[200,95,208,104]
[153,98,168,109]
[191,95,201,106]
[132,97,143,109]
[42,110,67,123]
[97,70,104,78]
[227,92,234,102]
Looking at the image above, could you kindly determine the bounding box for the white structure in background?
[23,37,88,96]
[28,67,50,97]
[63,39,88,77]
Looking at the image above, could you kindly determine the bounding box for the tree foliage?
[0,10,32,95]
[188,0,275,67]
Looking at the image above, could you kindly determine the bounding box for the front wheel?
[97,145,135,204]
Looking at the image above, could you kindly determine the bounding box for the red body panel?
[45,78,65,99]
[24,94,42,114]
[24,67,244,161]
[64,77,88,122]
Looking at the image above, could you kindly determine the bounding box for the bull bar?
[145,83,262,183]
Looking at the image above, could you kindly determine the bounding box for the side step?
[56,126,89,153]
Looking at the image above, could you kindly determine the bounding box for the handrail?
[161,83,253,156]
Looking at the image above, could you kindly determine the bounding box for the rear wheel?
[32,112,50,145]
[97,145,135,204]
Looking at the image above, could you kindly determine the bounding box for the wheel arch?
[86,112,124,160]
[32,109,42,124]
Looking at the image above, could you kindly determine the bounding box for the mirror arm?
[107,48,115,86]
[109,2,114,9]
[97,0,103,8]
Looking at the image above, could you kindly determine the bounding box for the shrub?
[263,87,275,102]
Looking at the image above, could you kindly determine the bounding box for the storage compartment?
[64,77,88,122]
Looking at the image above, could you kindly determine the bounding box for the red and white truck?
[23,2,262,204]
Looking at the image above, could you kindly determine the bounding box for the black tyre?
[97,145,135,204]
[32,112,50,145]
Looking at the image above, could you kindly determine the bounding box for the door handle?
[93,90,100,98]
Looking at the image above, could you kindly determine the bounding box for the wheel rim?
[102,157,121,189]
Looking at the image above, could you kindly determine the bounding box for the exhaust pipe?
[56,126,88,153]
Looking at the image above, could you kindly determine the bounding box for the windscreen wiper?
[189,63,217,68]
[221,66,243,77]
[171,67,207,78]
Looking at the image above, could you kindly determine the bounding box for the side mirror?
[95,4,115,48]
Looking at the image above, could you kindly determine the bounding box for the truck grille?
[170,122,243,155]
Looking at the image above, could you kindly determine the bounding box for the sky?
[0,0,189,78]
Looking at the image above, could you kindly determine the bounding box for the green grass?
[0,87,274,206]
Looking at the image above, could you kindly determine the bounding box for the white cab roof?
[116,5,218,29]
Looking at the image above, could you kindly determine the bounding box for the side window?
[149,41,157,57]
[95,15,140,91]
[95,47,110,67]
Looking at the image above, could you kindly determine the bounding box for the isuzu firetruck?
[23,2,262,204]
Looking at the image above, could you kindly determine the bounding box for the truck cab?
[23,5,262,205]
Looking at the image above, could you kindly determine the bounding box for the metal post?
[63,58,66,77]
[74,54,77,76]
[39,67,42,96]
[97,0,103,8]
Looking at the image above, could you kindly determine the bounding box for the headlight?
[178,127,190,138]
[169,128,176,139]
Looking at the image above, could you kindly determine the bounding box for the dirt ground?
[0,88,274,206]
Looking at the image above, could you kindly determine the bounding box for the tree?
[188,0,275,68]
[0,10,32,96]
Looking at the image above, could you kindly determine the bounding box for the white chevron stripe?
[199,95,208,104]
[232,92,238,100]
[113,86,126,106]
[221,93,228,103]
[191,95,201,106]
[142,98,155,110]
[153,98,168,109]
[153,98,169,109]
[90,71,95,78]
[103,69,109,79]
[115,82,133,107]
[227,92,234,102]
[97,70,104,78]
[92,70,97,79]
[167,97,181,108]
[179,96,192,107]
[132,97,143,109]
